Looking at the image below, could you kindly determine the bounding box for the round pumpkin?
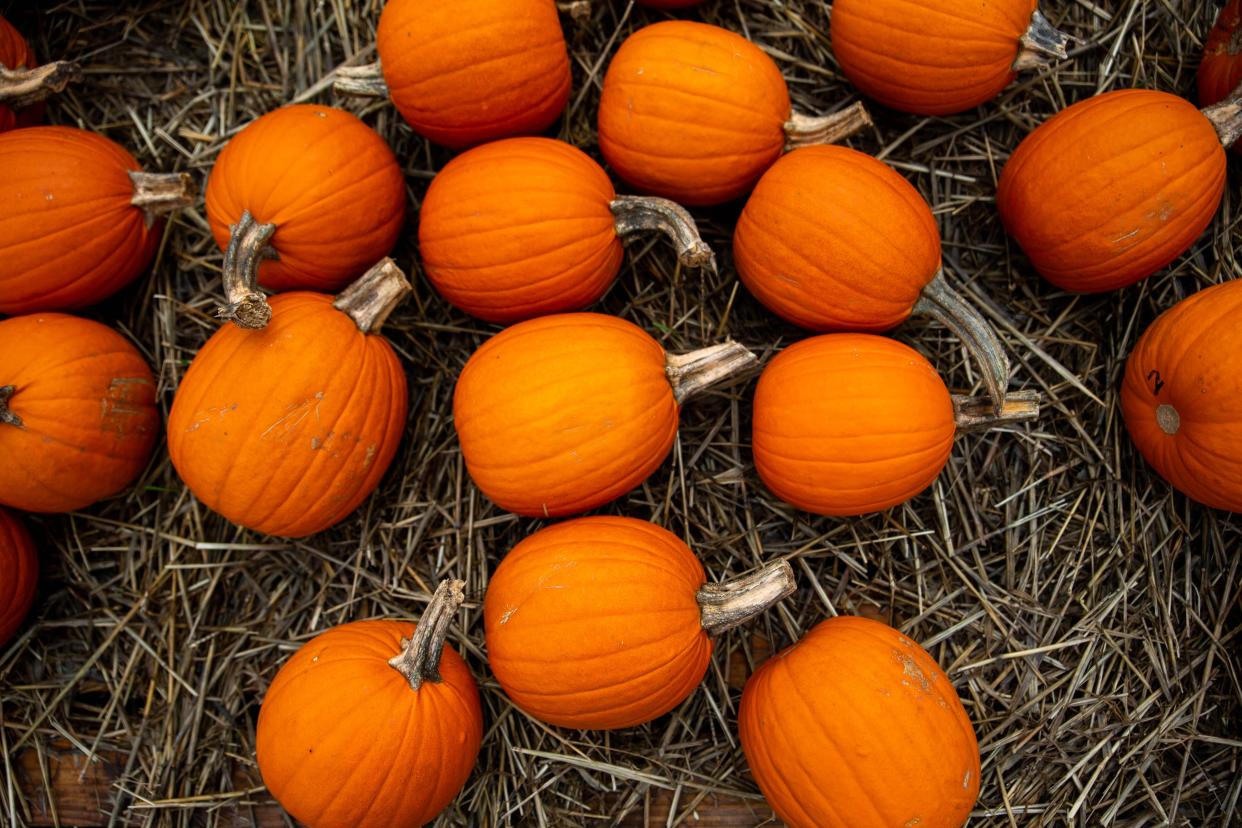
[0,126,194,314]
[453,312,756,517]
[485,516,795,730]
[204,105,405,293]
[419,137,713,323]
[1199,0,1242,109]
[376,0,571,149]
[739,615,980,828]
[1121,279,1242,512]
[257,580,483,828]
[0,507,37,648]
[0,313,159,513]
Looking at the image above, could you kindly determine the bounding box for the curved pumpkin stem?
[389,579,467,691]
[1202,80,1242,146]
[128,171,196,229]
[699,561,796,637]
[217,210,278,331]
[0,386,23,428]
[0,60,80,108]
[333,61,389,98]
[952,390,1040,432]
[610,195,716,274]
[333,258,413,334]
[783,102,872,150]
[913,271,1010,414]
[665,341,759,405]
[1013,9,1072,72]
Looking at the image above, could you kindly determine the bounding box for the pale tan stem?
[953,390,1040,432]
[334,61,388,98]
[1202,81,1242,146]
[388,580,466,691]
[1156,404,1180,435]
[0,385,22,428]
[128,171,196,228]
[556,0,591,23]
[783,102,872,150]
[217,210,278,330]
[0,60,80,108]
[913,270,1010,414]
[699,561,796,636]
[1013,9,1072,71]
[610,195,716,273]
[333,258,412,334]
[665,341,759,405]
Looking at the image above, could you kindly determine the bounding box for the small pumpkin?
[205,105,405,293]
[419,137,714,323]
[0,313,159,513]
[257,579,483,828]
[167,223,409,538]
[739,615,980,828]
[0,507,37,648]
[597,20,871,206]
[1199,1,1242,109]
[484,516,795,730]
[1121,279,1242,512]
[454,312,757,517]
[0,126,194,314]
[0,15,77,132]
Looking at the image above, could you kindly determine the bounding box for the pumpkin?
[1121,279,1242,512]
[484,516,795,730]
[167,227,410,538]
[597,20,872,206]
[1199,1,1242,110]
[257,579,483,828]
[0,14,77,132]
[204,105,405,293]
[454,312,757,517]
[997,89,1235,293]
[0,507,37,648]
[739,615,980,828]
[419,137,713,323]
[752,334,1038,516]
[0,313,159,513]
[0,126,194,314]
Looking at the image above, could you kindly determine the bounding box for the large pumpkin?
[1199,1,1242,109]
[257,580,483,828]
[205,105,405,293]
[739,615,980,828]
[0,14,77,132]
[0,507,37,648]
[0,313,159,513]
[0,126,194,314]
[1121,279,1242,512]
[419,137,713,323]
[484,516,795,730]
[453,312,757,517]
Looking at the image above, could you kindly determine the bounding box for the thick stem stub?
[129,171,196,228]
[699,561,796,637]
[665,341,759,405]
[1203,81,1242,147]
[913,271,1011,415]
[334,61,389,98]
[0,60,81,108]
[1156,403,1180,435]
[783,102,872,150]
[389,579,466,691]
[556,0,591,23]
[953,389,1040,432]
[610,195,716,273]
[217,210,278,330]
[1013,9,1072,71]
[0,385,23,428]
[333,258,413,334]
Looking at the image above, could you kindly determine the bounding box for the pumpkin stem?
[556,0,591,24]
[698,561,796,636]
[783,102,872,150]
[0,386,23,428]
[0,60,80,108]
[1013,9,1072,71]
[128,171,196,229]
[913,271,1010,414]
[388,579,467,691]
[952,389,1040,432]
[333,61,389,98]
[665,341,759,405]
[217,210,278,330]
[1202,81,1242,147]
[333,258,413,334]
[1155,403,1180,435]
[610,195,717,274]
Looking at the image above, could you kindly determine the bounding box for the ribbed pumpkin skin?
[205,105,405,293]
[454,313,678,517]
[598,21,791,206]
[0,15,37,132]
[739,616,980,828]
[377,0,571,149]
[419,138,623,323]
[0,314,159,513]
[484,516,711,729]
[752,335,955,516]
[1198,0,1242,108]
[831,0,1036,115]
[0,508,37,648]
[167,294,407,538]
[257,620,483,828]
[734,145,940,331]
[1121,279,1242,512]
[997,90,1225,293]
[0,127,164,314]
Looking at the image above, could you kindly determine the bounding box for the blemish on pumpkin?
[362,443,377,467]
[963,770,972,789]
[894,650,931,693]
[904,819,921,827]
[261,391,325,440]
[498,606,517,625]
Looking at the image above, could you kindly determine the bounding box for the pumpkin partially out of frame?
[0,507,37,648]
[0,15,77,132]
[1199,1,1242,111]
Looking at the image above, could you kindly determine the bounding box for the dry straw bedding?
[0,0,1239,826]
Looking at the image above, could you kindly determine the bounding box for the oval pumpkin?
[1121,279,1242,512]
[0,126,194,314]
[0,507,37,648]
[257,580,483,828]
[739,615,980,828]
[485,516,795,730]
[1199,0,1242,109]
[205,105,405,293]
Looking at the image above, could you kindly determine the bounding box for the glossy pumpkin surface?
[739,615,980,828]
[1199,0,1242,108]
[997,90,1225,293]
[0,507,37,648]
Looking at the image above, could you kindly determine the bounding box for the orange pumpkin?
[1199,1,1242,109]
[0,126,194,314]
[453,312,757,517]
[0,313,159,513]
[1121,279,1242,512]
[0,15,76,132]
[205,105,405,293]
[831,0,1069,116]
[739,615,980,828]
[0,507,37,648]
[257,580,483,828]
[419,137,713,323]
[997,90,1232,293]
[598,21,871,206]
[484,516,795,730]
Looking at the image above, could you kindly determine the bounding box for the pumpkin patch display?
[0,507,37,648]
[257,580,483,828]
[739,615,980,828]
[0,14,78,132]
[484,516,796,730]
[1199,1,1242,110]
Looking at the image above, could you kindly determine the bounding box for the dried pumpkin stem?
[610,195,716,273]
[1202,81,1242,147]
[783,102,872,150]
[952,390,1040,432]
[913,271,1010,414]
[0,385,22,428]
[665,341,759,405]
[128,171,196,228]
[217,210,278,331]
[698,561,796,637]
[1012,9,1072,71]
[0,60,81,108]
[556,0,591,23]
[389,579,467,691]
[333,258,413,334]
[334,61,389,98]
